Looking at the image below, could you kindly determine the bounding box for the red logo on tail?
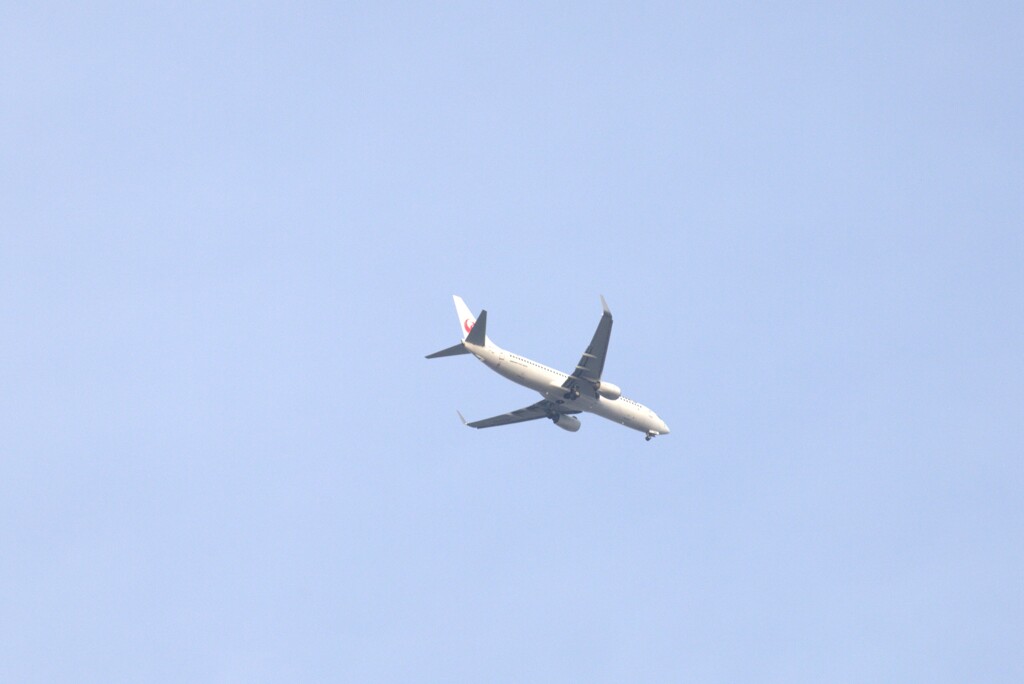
[463,318,475,334]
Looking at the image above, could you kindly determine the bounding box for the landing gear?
[563,387,581,400]
[645,434,653,441]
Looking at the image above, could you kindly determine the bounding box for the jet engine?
[596,381,622,400]
[552,414,581,432]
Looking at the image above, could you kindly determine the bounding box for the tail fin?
[453,295,476,341]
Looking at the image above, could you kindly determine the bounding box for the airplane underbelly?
[580,397,648,432]
[494,361,543,392]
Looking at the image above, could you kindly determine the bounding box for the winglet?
[456,410,468,426]
[600,295,611,316]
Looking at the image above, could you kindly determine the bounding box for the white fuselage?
[465,339,670,436]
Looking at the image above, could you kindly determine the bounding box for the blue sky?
[2,2,1022,681]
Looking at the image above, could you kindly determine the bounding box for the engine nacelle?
[552,414,581,432]
[596,381,622,400]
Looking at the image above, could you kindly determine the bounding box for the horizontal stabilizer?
[425,342,470,359]
[464,310,487,347]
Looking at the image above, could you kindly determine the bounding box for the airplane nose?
[660,421,670,435]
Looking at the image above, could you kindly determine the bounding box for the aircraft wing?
[459,400,579,429]
[562,295,613,394]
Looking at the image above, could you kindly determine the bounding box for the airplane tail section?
[425,295,491,359]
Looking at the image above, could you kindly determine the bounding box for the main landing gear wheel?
[563,388,581,400]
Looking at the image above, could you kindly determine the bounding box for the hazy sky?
[2,2,1022,682]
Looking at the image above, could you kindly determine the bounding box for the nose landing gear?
[645,432,656,442]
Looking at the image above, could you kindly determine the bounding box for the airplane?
[426,295,670,441]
